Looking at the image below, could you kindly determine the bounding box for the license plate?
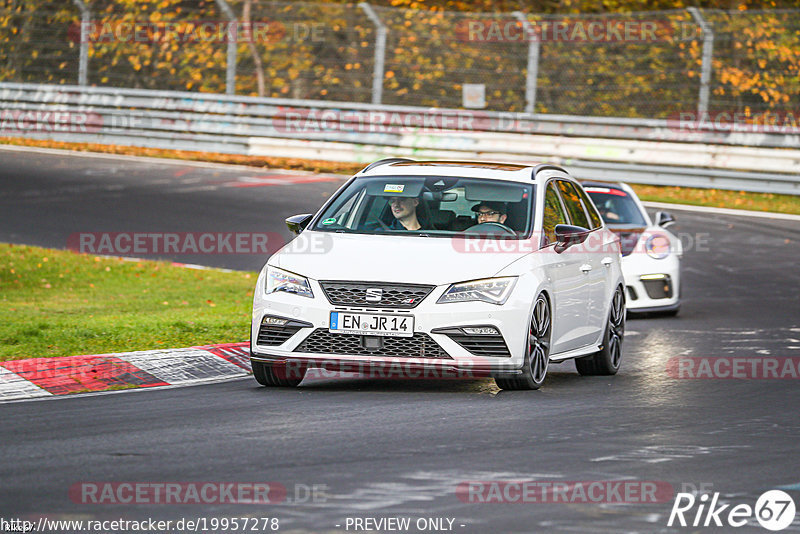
[329,311,414,337]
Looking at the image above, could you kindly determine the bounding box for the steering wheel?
[463,222,516,236]
[364,216,391,231]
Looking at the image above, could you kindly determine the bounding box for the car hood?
[607,224,647,256]
[270,231,531,285]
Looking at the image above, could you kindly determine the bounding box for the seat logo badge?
[365,288,383,302]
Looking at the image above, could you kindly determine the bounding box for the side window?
[557,180,590,229]
[575,185,603,229]
[542,182,568,245]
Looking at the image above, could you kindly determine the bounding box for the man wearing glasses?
[472,201,508,225]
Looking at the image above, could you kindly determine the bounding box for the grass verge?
[0,243,255,361]
[2,137,799,215]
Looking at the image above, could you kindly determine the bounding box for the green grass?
[0,243,256,360]
[630,184,800,216]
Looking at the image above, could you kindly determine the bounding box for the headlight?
[437,277,517,305]
[645,234,671,260]
[265,266,313,298]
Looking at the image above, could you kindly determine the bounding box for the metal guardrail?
[1,82,798,195]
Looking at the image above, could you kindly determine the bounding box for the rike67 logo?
[668,490,796,531]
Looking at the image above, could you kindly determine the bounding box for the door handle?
[580,264,592,273]
[601,257,613,267]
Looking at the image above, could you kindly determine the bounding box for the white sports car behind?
[583,181,682,316]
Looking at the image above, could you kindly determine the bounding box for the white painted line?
[121,348,248,385]
[0,367,52,401]
[642,201,800,222]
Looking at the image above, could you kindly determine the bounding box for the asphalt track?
[2,147,800,533]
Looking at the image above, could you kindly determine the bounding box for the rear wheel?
[496,294,551,391]
[576,286,625,376]
[252,360,305,387]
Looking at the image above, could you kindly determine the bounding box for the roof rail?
[530,163,567,179]
[360,158,415,173]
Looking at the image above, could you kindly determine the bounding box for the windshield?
[584,186,647,226]
[312,175,535,238]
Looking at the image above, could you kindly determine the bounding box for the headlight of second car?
[265,266,313,298]
[437,277,517,305]
[645,234,671,260]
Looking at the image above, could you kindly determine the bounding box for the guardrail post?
[215,0,238,95]
[359,2,386,105]
[513,12,540,114]
[688,7,714,117]
[72,0,90,86]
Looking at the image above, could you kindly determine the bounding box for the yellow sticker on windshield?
[384,184,405,193]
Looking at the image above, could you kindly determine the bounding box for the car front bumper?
[250,277,538,376]
[621,253,680,312]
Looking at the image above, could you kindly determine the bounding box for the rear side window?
[557,180,590,229]
[542,182,568,245]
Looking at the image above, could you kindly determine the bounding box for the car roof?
[357,159,570,184]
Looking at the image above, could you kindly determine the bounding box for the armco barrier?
[1,82,799,195]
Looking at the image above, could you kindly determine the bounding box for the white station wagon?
[250,159,625,390]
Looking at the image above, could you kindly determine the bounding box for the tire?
[495,294,551,391]
[252,360,306,387]
[576,286,625,376]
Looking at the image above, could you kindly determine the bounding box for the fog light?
[462,326,499,335]
[262,316,289,326]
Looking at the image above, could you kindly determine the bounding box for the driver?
[472,201,508,225]
[388,196,424,230]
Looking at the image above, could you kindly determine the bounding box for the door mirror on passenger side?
[655,211,676,228]
[286,213,314,235]
[554,224,590,253]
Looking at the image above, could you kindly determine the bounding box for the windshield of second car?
[311,175,534,238]
[584,186,647,226]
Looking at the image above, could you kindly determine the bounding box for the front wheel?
[576,286,625,376]
[496,294,551,391]
[252,360,306,387]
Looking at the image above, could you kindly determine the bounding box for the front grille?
[444,333,511,357]
[295,329,451,359]
[319,281,434,309]
[642,276,673,300]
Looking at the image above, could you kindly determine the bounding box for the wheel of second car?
[576,286,625,376]
[252,361,306,387]
[496,294,551,391]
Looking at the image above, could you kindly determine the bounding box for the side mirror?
[554,224,590,253]
[286,213,314,235]
[655,211,676,228]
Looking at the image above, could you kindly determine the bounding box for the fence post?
[513,12,540,114]
[688,7,713,116]
[359,2,386,105]
[215,0,238,95]
[72,0,89,85]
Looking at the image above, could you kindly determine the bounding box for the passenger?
[471,201,508,225]
[388,196,424,230]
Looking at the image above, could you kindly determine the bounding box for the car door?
[540,180,589,354]
[556,179,604,347]
[574,182,617,336]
